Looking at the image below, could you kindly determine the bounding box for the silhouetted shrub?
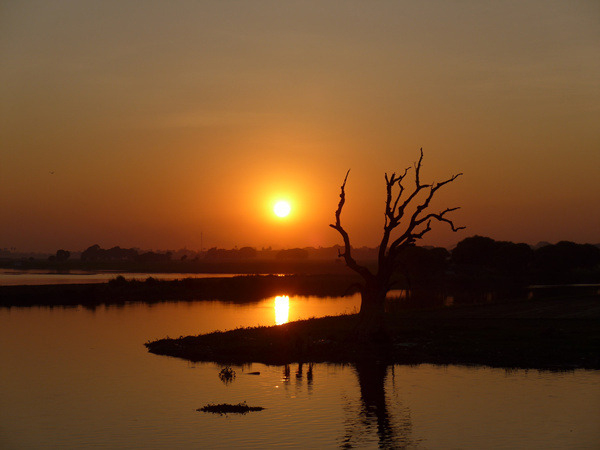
[452,236,532,277]
[55,249,70,262]
[81,244,138,261]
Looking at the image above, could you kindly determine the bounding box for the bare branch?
[329,170,374,281]
[389,197,463,254]
[413,206,465,230]
[412,173,463,222]
[331,169,350,228]
[390,167,409,219]
[414,148,424,188]
[384,173,393,227]
[331,150,463,285]
[379,169,410,268]
[392,155,431,222]
[387,167,463,256]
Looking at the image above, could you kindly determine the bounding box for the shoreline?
[2,274,598,370]
[0,274,361,307]
[145,295,600,370]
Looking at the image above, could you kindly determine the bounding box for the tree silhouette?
[55,249,70,262]
[330,149,463,340]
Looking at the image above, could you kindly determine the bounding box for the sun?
[273,200,291,218]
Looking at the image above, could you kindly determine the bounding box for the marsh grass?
[218,366,236,384]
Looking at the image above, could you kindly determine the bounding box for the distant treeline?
[1,243,390,263]
[451,236,600,285]
[393,237,600,301]
[80,244,172,263]
[2,238,599,287]
[76,244,375,262]
[1,237,599,308]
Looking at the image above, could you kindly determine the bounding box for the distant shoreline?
[0,258,354,276]
[0,270,251,287]
[0,274,361,307]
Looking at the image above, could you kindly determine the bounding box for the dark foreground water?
[1,294,599,448]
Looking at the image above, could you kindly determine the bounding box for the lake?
[0,269,244,286]
[1,293,599,448]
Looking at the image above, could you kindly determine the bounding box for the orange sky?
[1,1,599,252]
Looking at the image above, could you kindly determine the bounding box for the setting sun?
[273,201,291,218]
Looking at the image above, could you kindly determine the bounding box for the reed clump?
[197,402,265,415]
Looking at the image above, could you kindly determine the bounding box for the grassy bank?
[0,274,361,307]
[146,295,600,370]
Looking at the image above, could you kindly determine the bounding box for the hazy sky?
[1,0,599,252]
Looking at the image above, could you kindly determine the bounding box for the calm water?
[0,269,244,286]
[1,294,599,448]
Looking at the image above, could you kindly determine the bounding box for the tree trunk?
[354,282,389,343]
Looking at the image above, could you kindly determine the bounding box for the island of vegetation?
[145,293,599,370]
[197,402,265,415]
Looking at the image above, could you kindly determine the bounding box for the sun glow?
[273,200,291,218]
[274,295,290,325]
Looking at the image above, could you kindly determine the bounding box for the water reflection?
[275,360,413,448]
[273,360,413,447]
[342,360,413,448]
[2,302,599,448]
[274,295,290,325]
[298,363,314,393]
[280,363,314,395]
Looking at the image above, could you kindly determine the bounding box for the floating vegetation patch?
[197,402,265,415]
[218,366,236,384]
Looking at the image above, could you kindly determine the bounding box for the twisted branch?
[331,149,464,280]
[329,170,374,281]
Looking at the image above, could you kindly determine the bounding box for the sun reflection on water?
[274,295,290,325]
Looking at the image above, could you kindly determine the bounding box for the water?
[1,294,598,448]
[0,269,244,286]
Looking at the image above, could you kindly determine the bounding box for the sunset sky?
[1,0,599,253]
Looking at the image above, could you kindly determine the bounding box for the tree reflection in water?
[278,360,412,447]
[282,362,314,393]
[342,359,413,448]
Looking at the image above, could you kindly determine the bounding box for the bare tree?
[330,149,464,341]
